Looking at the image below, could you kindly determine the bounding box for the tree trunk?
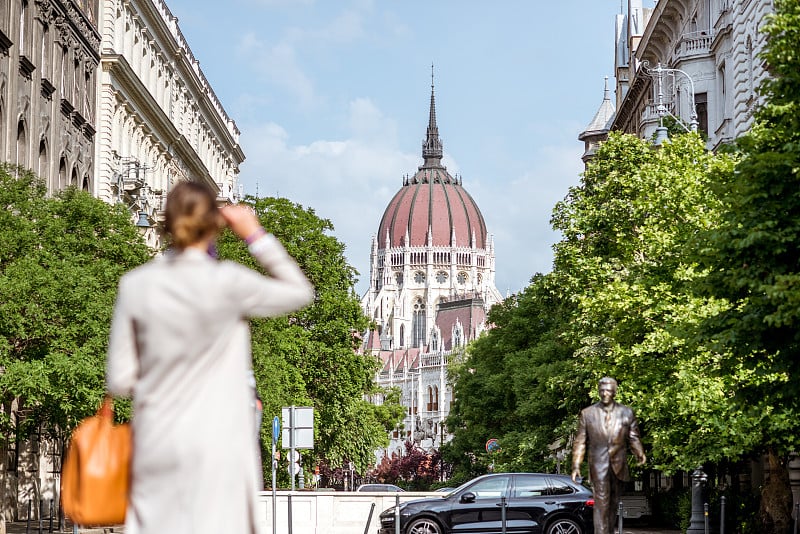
[759,448,793,534]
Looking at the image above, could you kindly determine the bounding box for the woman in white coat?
[106,181,314,534]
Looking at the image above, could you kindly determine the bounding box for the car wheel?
[546,517,582,534]
[406,517,443,534]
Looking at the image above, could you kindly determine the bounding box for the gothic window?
[414,271,425,284]
[433,386,439,411]
[436,271,448,284]
[399,324,404,348]
[38,139,47,180]
[16,121,27,167]
[427,386,433,412]
[457,271,468,285]
[412,299,426,347]
[394,272,403,288]
[58,156,66,190]
[430,330,439,351]
[477,273,483,285]
[453,326,463,348]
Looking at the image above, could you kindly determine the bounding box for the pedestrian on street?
[106,181,314,534]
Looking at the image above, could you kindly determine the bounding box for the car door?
[448,475,511,534]
[506,474,552,533]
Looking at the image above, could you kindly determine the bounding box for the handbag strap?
[98,395,114,420]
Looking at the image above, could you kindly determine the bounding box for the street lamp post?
[686,467,709,533]
[643,61,699,144]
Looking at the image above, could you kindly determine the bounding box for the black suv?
[378,472,594,534]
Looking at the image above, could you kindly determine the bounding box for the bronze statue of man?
[571,377,646,534]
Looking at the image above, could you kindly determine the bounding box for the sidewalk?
[3,521,123,534]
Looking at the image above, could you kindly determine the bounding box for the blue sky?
[164,0,651,296]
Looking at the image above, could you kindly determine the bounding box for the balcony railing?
[676,31,713,57]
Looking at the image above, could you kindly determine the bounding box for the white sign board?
[281,406,314,449]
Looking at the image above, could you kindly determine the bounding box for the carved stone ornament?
[62,1,100,50]
[35,0,56,24]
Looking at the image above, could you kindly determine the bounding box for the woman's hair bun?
[164,181,222,249]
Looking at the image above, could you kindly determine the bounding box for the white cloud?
[241,36,317,109]
[237,100,418,293]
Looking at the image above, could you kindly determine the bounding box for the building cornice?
[102,53,217,191]
[128,0,242,157]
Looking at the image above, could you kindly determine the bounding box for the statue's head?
[598,377,618,405]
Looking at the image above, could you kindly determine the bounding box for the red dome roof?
[377,167,487,250]
[377,76,488,251]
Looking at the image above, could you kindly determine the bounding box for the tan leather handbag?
[61,396,131,526]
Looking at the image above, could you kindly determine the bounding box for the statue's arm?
[571,410,587,481]
[628,413,647,465]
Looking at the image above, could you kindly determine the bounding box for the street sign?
[289,450,301,463]
[288,461,300,476]
[281,406,314,449]
[272,416,280,443]
[486,438,500,453]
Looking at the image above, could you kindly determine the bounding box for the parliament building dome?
[376,83,487,250]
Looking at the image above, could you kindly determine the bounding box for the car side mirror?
[460,492,476,504]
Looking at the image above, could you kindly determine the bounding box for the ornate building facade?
[1,0,101,524]
[611,0,773,150]
[1,0,243,524]
[361,81,502,459]
[0,0,100,192]
[95,0,244,248]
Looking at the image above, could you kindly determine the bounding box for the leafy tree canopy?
[0,165,151,436]
[216,196,397,475]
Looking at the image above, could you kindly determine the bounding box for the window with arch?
[433,386,439,412]
[38,139,47,180]
[414,271,425,284]
[394,272,403,287]
[58,157,67,190]
[16,121,27,168]
[457,271,468,285]
[453,325,463,348]
[430,330,439,351]
[412,299,426,347]
[427,386,433,412]
[436,271,448,284]
[399,324,405,348]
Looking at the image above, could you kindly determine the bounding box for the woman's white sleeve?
[106,278,139,397]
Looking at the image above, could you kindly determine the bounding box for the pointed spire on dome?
[422,64,444,169]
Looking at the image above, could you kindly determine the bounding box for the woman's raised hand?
[220,205,264,242]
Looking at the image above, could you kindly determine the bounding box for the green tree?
[0,165,151,438]
[551,131,749,482]
[443,273,582,481]
[216,196,394,477]
[694,1,800,530]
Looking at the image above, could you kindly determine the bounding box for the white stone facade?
[612,0,773,150]
[95,0,244,247]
